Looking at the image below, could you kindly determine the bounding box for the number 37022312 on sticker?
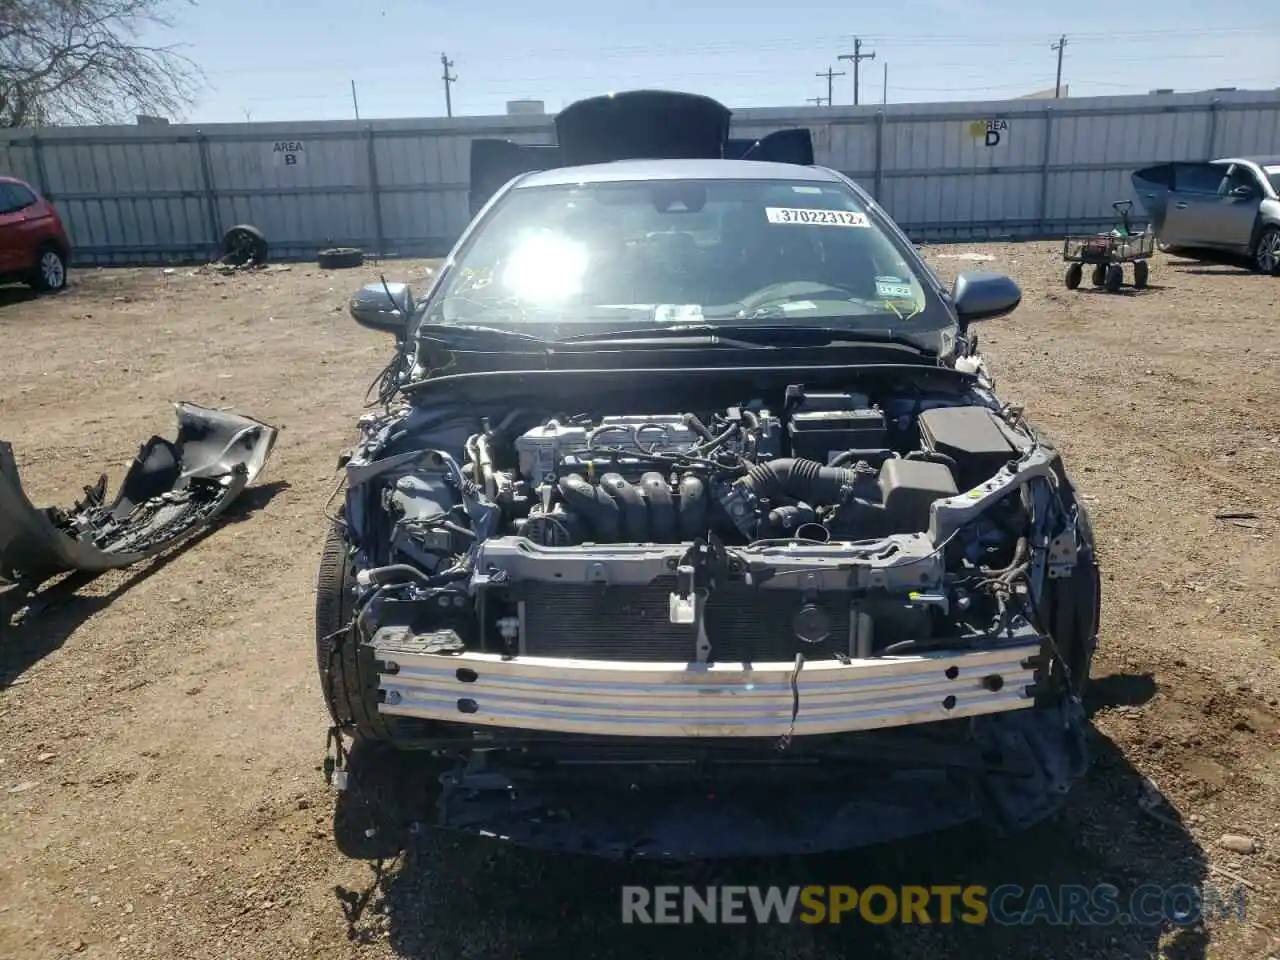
[765,207,870,227]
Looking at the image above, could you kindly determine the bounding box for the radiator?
[516,577,853,662]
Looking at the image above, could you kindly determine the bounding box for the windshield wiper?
[561,324,936,354]
[415,323,553,351]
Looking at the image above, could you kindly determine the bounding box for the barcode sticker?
[765,207,870,227]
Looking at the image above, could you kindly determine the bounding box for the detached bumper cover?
[0,402,277,583]
[374,629,1042,738]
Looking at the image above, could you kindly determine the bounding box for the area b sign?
[969,119,1008,147]
[272,141,305,167]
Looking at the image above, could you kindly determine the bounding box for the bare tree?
[0,0,201,128]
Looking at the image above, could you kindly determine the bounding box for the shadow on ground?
[0,479,289,684]
[0,286,44,310]
[327,674,1215,960]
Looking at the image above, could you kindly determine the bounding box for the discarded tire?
[317,247,364,270]
[220,224,269,267]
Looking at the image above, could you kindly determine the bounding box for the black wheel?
[315,523,390,741]
[1064,263,1083,289]
[220,224,268,267]
[1090,264,1107,287]
[317,247,364,270]
[1253,226,1280,276]
[27,244,67,292]
[1104,264,1124,292]
[1132,260,1150,289]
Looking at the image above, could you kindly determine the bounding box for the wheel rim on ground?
[40,251,64,289]
[1258,232,1280,273]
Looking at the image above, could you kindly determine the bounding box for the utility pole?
[806,96,829,107]
[882,62,888,105]
[350,80,360,121]
[441,53,457,118]
[815,67,846,108]
[1051,35,1067,98]
[838,37,876,106]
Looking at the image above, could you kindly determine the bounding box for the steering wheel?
[735,280,863,314]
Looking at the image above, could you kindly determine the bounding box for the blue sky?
[155,0,1280,122]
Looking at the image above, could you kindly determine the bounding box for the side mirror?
[349,281,414,335]
[952,272,1021,327]
[1229,184,1255,199]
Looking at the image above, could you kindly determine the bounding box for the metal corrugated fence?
[4,89,1280,265]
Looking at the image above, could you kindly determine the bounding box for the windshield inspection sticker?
[875,277,914,299]
[765,207,870,227]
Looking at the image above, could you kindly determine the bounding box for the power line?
[815,66,846,106]
[1051,35,1068,98]
[806,96,829,107]
[441,53,457,118]
[837,37,876,105]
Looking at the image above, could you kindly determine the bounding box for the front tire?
[1104,264,1124,292]
[315,523,390,742]
[28,245,67,292]
[1064,263,1082,289]
[1253,227,1280,275]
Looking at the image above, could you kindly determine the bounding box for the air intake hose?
[739,458,860,504]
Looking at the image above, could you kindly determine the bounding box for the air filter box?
[916,406,1016,490]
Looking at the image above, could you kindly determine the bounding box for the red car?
[0,176,71,292]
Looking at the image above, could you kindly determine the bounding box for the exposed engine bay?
[338,374,1090,672]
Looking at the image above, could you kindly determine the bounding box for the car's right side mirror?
[952,272,1022,327]
[349,281,414,335]
[1229,184,1255,199]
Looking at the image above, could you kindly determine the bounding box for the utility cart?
[1062,200,1155,292]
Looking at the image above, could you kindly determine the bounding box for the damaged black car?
[316,91,1101,859]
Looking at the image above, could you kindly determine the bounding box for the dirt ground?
[1,243,1278,960]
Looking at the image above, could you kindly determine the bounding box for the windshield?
[425,177,947,348]
[1265,166,1280,196]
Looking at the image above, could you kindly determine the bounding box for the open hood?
[468,90,816,217]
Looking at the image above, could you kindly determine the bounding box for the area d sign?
[969,119,1008,147]
[272,141,305,167]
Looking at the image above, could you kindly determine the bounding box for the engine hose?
[558,474,620,541]
[739,458,859,504]
[682,412,717,441]
[830,449,898,468]
[906,449,959,470]
[677,474,708,539]
[600,473,648,540]
[355,564,435,588]
[475,434,498,499]
[693,423,739,455]
[640,472,676,541]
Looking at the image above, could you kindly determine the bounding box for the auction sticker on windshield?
[766,208,870,227]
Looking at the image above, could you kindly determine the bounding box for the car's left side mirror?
[952,271,1021,328]
[349,281,415,335]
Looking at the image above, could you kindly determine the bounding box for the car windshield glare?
[426,178,939,339]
